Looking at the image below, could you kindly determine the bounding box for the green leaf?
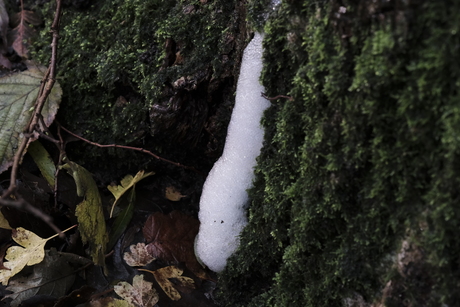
[0,61,62,174]
[107,187,135,251]
[61,161,108,272]
[107,170,154,218]
[27,140,56,187]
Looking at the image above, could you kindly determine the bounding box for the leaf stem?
[47,224,77,240]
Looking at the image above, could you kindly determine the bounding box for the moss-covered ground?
[218,1,460,306]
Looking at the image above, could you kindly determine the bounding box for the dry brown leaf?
[123,243,155,267]
[9,8,41,57]
[114,275,158,307]
[140,266,195,301]
[142,211,208,279]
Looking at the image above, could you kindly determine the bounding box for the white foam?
[195,33,270,272]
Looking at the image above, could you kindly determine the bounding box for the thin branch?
[28,0,61,132]
[54,124,66,209]
[1,0,63,235]
[1,138,29,199]
[0,197,63,236]
[261,92,294,101]
[58,123,204,175]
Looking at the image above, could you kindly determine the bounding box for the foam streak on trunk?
[195,33,269,272]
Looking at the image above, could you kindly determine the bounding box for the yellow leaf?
[164,186,186,201]
[114,274,158,307]
[108,170,154,218]
[0,226,74,285]
[140,266,195,301]
[0,211,11,229]
[61,161,108,272]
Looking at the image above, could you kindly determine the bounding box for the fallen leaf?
[164,186,186,201]
[108,170,154,217]
[5,249,92,307]
[143,211,208,279]
[0,211,11,229]
[0,227,73,285]
[61,161,108,272]
[140,266,195,301]
[123,243,155,267]
[108,186,135,251]
[86,297,131,307]
[114,274,158,307]
[27,140,56,187]
[0,242,11,270]
[9,7,41,57]
[0,61,62,174]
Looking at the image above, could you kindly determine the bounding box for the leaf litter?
[140,266,195,301]
[5,249,91,307]
[143,211,209,279]
[114,274,158,307]
[123,243,155,267]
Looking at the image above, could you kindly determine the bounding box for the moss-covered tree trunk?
[219,1,460,306]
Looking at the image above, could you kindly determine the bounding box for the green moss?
[31,0,246,177]
[218,1,460,306]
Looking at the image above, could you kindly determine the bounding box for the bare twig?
[261,92,294,101]
[0,197,62,235]
[28,0,61,131]
[54,124,66,209]
[0,0,63,235]
[58,123,204,175]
